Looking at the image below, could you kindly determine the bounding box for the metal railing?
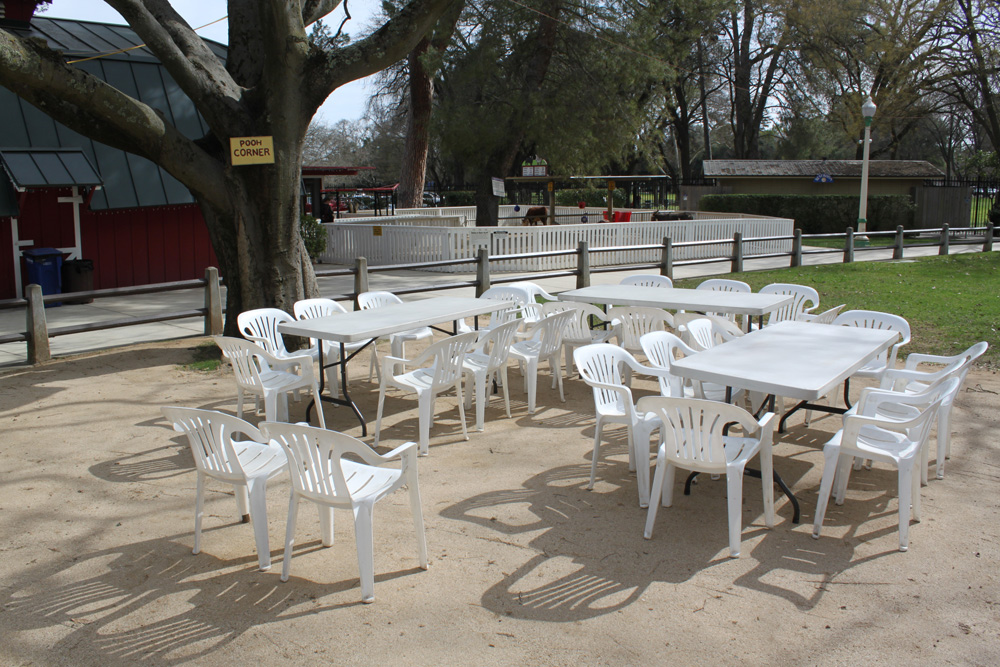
[3,223,994,365]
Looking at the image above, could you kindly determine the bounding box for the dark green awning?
[0,148,103,189]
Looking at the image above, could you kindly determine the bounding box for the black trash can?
[62,259,95,304]
[22,248,64,307]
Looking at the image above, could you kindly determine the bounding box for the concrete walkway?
[0,240,990,367]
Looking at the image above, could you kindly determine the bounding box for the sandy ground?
[1,337,998,666]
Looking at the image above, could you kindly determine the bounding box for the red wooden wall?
[1,190,217,300]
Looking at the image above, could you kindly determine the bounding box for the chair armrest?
[380,354,410,377]
[902,352,956,370]
[379,440,419,464]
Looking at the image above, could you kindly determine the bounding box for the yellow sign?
[608,180,616,191]
[547,181,554,192]
[373,226,383,237]
[230,136,274,165]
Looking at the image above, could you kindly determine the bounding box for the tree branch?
[0,31,229,208]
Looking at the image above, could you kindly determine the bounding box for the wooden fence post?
[939,224,950,255]
[730,232,743,273]
[985,223,994,252]
[26,284,50,364]
[203,266,223,335]
[576,240,590,289]
[353,257,369,310]
[476,247,491,296]
[844,227,855,263]
[893,226,904,260]
[660,237,673,279]
[791,228,802,267]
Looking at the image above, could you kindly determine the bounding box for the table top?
[277,296,507,343]
[558,284,792,316]
[669,321,900,401]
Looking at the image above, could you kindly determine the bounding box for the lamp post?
[856,95,877,246]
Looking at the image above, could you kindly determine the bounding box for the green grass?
[803,236,896,249]
[183,341,223,372]
[673,253,1000,368]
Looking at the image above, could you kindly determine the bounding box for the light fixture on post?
[856,95,877,246]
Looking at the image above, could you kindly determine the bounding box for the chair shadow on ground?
[0,530,420,665]
[441,422,907,621]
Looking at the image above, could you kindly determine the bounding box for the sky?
[41,0,379,126]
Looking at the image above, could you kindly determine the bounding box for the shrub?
[442,190,475,206]
[699,194,915,233]
[300,214,327,261]
[554,187,628,208]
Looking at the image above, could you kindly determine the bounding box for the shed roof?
[0,148,103,189]
[0,17,226,210]
[703,160,945,179]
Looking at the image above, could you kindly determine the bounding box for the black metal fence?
[923,177,1000,226]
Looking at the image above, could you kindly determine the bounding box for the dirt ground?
[1,337,998,666]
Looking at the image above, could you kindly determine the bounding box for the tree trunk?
[398,39,434,209]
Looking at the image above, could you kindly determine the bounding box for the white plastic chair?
[293,298,376,390]
[462,320,521,432]
[509,309,576,414]
[508,281,558,303]
[161,407,287,571]
[374,330,479,455]
[574,344,670,507]
[461,285,538,335]
[214,336,326,428]
[799,304,845,324]
[619,274,673,288]
[759,283,819,326]
[639,396,776,558]
[678,316,739,351]
[260,421,427,603]
[696,278,751,323]
[878,341,988,480]
[238,307,318,368]
[812,378,956,552]
[696,278,751,293]
[541,300,615,379]
[832,310,911,404]
[607,305,674,354]
[358,291,434,376]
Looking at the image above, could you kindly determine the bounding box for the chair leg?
[280,495,300,582]
[455,382,469,442]
[662,463,676,508]
[758,442,775,529]
[407,469,428,570]
[588,417,603,491]
[632,421,657,508]
[812,447,840,539]
[553,355,565,402]
[936,408,950,480]
[353,502,377,604]
[246,477,272,571]
[236,388,245,420]
[374,383,388,448]
[193,472,205,555]
[833,453,853,505]
[499,367,511,419]
[726,469,745,557]
[473,372,486,432]
[235,483,250,522]
[310,382,326,429]
[319,504,334,547]
[417,392,432,456]
[643,452,668,539]
[897,465,913,552]
[525,359,539,414]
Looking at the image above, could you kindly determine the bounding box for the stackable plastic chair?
[619,274,673,288]
[293,298,376,389]
[757,283,819,326]
[508,281,558,303]
[462,320,521,432]
[238,308,318,368]
[161,407,287,571]
[214,336,326,428]
[509,309,576,414]
[696,278,751,323]
[574,344,671,507]
[878,341,988,480]
[541,300,615,379]
[260,421,427,603]
[640,328,744,405]
[639,396,776,557]
[812,378,957,552]
[374,330,479,455]
[832,310,911,405]
[358,291,434,376]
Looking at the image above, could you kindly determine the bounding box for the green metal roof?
[0,17,227,210]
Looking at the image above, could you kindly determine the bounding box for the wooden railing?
[3,223,994,365]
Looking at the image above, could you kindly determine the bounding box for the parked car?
[423,191,442,207]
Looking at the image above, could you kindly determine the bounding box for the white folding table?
[557,284,793,331]
[668,321,900,523]
[278,296,509,435]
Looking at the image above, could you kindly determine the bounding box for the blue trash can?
[23,248,64,307]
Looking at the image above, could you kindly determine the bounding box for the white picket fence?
[321,216,794,273]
